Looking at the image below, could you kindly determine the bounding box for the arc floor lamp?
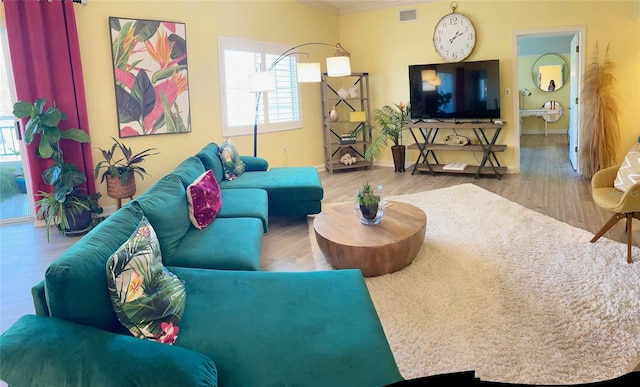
[248,42,352,157]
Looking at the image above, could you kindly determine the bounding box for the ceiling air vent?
[399,8,417,22]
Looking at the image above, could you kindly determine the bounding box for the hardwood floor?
[2,134,638,373]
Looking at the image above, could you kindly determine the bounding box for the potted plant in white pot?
[12,98,103,241]
[94,137,158,204]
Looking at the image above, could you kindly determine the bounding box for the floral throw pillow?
[218,138,245,180]
[186,169,222,230]
[106,217,186,345]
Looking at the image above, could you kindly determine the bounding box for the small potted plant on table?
[354,181,384,225]
[94,137,158,208]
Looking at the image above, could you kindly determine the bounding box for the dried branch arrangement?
[578,42,620,178]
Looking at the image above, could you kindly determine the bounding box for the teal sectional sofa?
[0,143,403,387]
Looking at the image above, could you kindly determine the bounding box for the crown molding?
[299,1,427,15]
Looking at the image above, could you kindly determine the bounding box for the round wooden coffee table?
[313,201,426,277]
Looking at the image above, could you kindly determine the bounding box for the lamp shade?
[249,71,276,92]
[326,56,351,77]
[430,75,441,86]
[296,62,321,83]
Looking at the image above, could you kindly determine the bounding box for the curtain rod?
[47,0,88,4]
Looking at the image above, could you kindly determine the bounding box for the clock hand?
[449,30,463,44]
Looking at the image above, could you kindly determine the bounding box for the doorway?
[513,27,585,173]
[0,22,32,224]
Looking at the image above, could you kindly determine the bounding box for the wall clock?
[433,2,476,62]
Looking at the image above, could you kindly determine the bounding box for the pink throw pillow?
[186,170,222,230]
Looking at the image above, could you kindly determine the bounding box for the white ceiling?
[300,0,427,15]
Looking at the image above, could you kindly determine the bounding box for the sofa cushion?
[106,217,186,344]
[133,174,192,259]
[218,188,268,232]
[168,268,403,387]
[169,217,263,271]
[187,170,222,230]
[219,138,245,180]
[0,315,217,387]
[195,143,225,183]
[44,203,144,332]
[240,155,269,171]
[172,156,207,187]
[219,167,323,215]
[614,141,640,192]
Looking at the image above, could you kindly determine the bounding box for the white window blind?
[218,36,302,137]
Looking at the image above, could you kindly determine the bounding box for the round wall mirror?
[542,100,563,122]
[532,53,568,92]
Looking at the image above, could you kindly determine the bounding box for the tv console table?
[407,121,507,179]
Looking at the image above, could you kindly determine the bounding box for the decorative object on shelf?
[337,87,350,99]
[94,137,159,207]
[354,181,384,225]
[353,102,410,172]
[578,42,620,179]
[433,2,476,63]
[348,111,366,122]
[12,98,101,242]
[340,153,357,166]
[339,134,357,144]
[109,17,191,138]
[443,133,470,146]
[249,42,352,157]
[329,106,340,122]
[337,85,359,99]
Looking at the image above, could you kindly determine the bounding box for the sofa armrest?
[31,280,49,316]
[0,315,217,387]
[240,155,269,171]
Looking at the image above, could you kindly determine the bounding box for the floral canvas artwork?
[109,17,191,137]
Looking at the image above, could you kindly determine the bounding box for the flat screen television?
[408,59,501,121]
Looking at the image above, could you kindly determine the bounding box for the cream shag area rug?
[310,183,640,384]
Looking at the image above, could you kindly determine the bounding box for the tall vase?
[391,145,406,172]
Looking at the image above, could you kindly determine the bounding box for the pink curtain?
[4,0,95,197]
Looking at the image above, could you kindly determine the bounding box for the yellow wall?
[74,0,339,206]
[338,0,640,168]
[19,0,640,206]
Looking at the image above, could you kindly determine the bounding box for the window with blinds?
[218,36,303,137]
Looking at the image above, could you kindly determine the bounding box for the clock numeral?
[435,36,441,43]
[448,16,458,25]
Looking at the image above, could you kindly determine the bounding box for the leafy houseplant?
[94,137,158,200]
[13,98,100,241]
[354,181,383,225]
[354,102,411,172]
